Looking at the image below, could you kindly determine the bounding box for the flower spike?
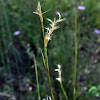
[55,64,62,83]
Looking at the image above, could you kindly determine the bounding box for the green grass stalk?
[42,18,54,100]
[73,0,78,100]
[37,4,54,99]
[34,55,41,100]
[0,42,7,81]
[44,47,54,100]
[60,82,68,100]
[1,0,12,41]
[40,47,54,100]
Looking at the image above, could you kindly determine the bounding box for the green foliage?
[88,85,100,98]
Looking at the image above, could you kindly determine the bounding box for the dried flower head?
[55,64,62,83]
[33,2,66,47]
[45,13,66,47]
[33,2,42,16]
[33,2,44,30]
[33,2,50,15]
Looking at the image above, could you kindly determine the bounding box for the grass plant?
[0,0,99,100]
[33,2,66,100]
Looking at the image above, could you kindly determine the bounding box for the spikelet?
[44,13,66,47]
[42,96,51,100]
[33,2,66,48]
[55,64,62,83]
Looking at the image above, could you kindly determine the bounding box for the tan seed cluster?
[33,2,66,48]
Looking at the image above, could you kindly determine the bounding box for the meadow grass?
[34,1,79,100]
[34,2,69,100]
[1,1,22,99]
[0,0,100,100]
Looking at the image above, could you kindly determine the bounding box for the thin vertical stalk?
[40,17,44,38]
[39,8,54,100]
[0,6,7,81]
[34,55,41,100]
[1,0,12,41]
[73,33,77,100]
[73,0,78,100]
[0,42,7,81]
[60,82,68,100]
[44,47,49,69]
[44,47,54,100]
[46,68,54,100]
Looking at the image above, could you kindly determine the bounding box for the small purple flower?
[94,29,100,34]
[56,11,60,15]
[78,6,86,10]
[14,31,20,35]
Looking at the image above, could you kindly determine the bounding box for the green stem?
[34,55,41,100]
[73,0,78,100]
[60,82,68,100]
[44,47,54,100]
[44,47,49,69]
[38,5,54,99]
[1,0,12,41]
[0,42,7,81]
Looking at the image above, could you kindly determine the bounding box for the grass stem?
[60,82,68,100]
[73,0,78,100]
[44,47,54,100]
[38,5,54,99]
[34,55,41,100]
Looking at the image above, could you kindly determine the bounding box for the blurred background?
[0,0,100,100]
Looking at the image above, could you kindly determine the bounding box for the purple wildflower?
[56,11,60,15]
[14,31,20,35]
[94,29,100,34]
[78,6,86,10]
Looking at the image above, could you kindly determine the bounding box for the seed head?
[55,64,62,83]
[33,2,42,15]
[44,13,66,47]
[42,96,51,100]
[33,2,66,47]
